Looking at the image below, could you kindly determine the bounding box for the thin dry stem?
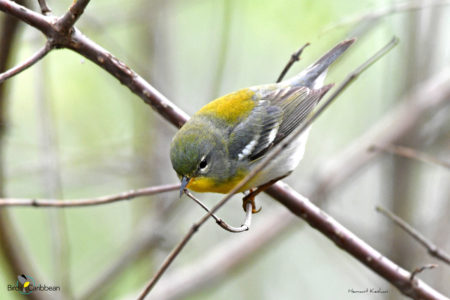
[185,190,251,233]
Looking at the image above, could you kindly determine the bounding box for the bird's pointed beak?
[180,176,191,197]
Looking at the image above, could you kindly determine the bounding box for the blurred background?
[0,0,449,299]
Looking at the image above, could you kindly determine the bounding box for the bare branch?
[185,190,252,233]
[266,182,448,300]
[369,144,450,169]
[37,0,51,15]
[0,42,52,83]
[55,0,91,32]
[276,43,310,83]
[0,183,180,207]
[376,206,450,265]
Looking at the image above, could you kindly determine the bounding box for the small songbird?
[170,39,355,211]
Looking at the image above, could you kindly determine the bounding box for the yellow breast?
[187,172,247,194]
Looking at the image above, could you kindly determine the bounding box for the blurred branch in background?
[0,2,46,299]
[369,144,450,169]
[321,0,450,37]
[208,0,233,99]
[34,59,71,298]
[313,66,450,198]
[377,206,450,265]
[0,183,180,207]
[150,208,295,300]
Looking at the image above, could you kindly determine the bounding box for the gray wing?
[270,84,333,145]
[228,100,283,162]
[228,84,332,162]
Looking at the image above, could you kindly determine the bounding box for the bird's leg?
[242,173,291,213]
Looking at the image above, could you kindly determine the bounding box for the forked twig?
[376,206,450,265]
[184,190,252,233]
[136,37,399,299]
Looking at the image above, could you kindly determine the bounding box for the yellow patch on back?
[187,172,247,194]
[198,89,255,123]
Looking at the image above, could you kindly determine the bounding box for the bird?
[170,39,355,212]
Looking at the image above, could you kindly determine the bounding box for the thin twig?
[369,144,450,169]
[376,206,450,265]
[410,264,438,281]
[137,37,399,299]
[185,190,251,233]
[37,0,51,15]
[0,42,52,84]
[0,183,180,207]
[276,43,310,83]
[55,0,91,32]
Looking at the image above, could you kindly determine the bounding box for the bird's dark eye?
[199,158,208,170]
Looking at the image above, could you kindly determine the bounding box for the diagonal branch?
[376,206,450,265]
[0,41,52,83]
[266,182,447,300]
[0,183,179,207]
[0,0,52,34]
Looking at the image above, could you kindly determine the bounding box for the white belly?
[245,127,310,189]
